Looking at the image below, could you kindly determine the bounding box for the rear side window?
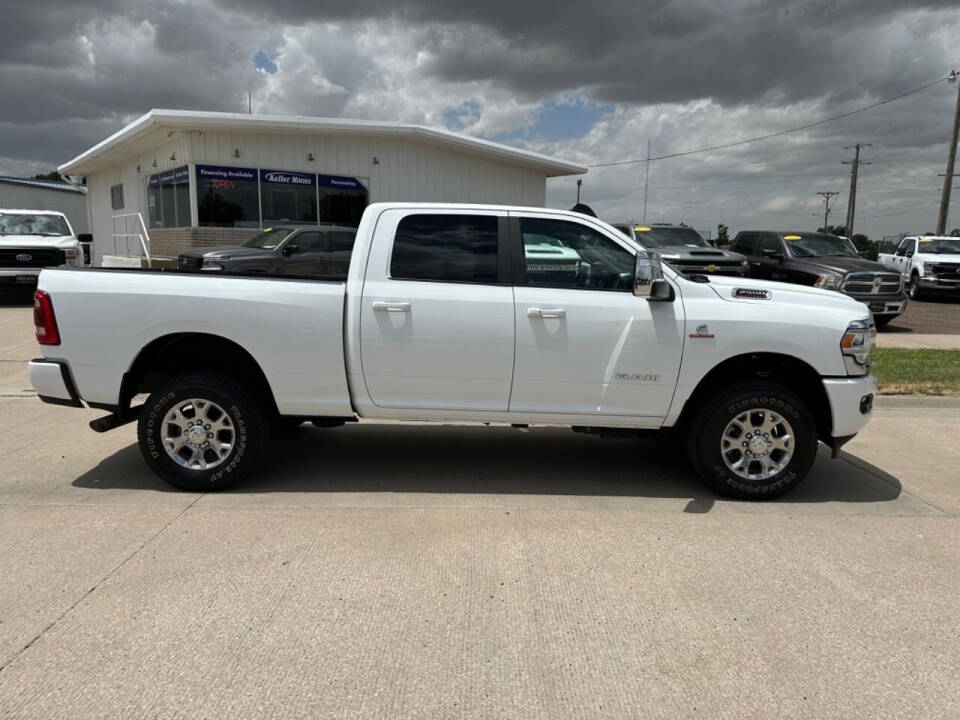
[732,234,756,254]
[390,214,499,284]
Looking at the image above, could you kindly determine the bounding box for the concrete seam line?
[0,493,205,673]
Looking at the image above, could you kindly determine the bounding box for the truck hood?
[784,255,890,276]
[0,235,77,248]
[917,252,960,262]
[656,245,745,261]
[179,246,270,260]
[702,274,869,314]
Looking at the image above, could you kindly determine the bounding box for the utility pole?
[642,138,651,223]
[842,143,871,237]
[248,92,252,114]
[936,70,960,235]
[816,191,839,231]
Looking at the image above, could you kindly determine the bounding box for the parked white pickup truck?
[1,209,87,289]
[877,235,960,299]
[29,203,877,498]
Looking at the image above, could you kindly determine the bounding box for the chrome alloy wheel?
[161,398,235,471]
[720,408,795,481]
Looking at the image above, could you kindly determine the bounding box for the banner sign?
[318,174,366,191]
[260,169,316,187]
[148,165,190,187]
[196,165,257,182]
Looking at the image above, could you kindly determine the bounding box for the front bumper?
[919,276,960,291]
[28,359,83,407]
[822,375,876,439]
[845,293,907,317]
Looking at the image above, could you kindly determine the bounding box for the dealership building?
[57,109,585,265]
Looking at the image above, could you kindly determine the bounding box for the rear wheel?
[138,372,267,491]
[686,381,818,499]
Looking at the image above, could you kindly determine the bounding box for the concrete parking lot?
[1,299,959,719]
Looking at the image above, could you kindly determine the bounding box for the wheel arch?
[672,352,833,442]
[118,332,279,420]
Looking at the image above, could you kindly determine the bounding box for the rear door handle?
[372,301,411,312]
[528,307,566,319]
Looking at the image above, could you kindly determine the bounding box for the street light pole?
[936,70,960,235]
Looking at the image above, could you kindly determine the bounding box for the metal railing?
[110,212,152,267]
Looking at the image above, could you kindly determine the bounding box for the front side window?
[391,214,499,284]
[291,231,324,251]
[896,238,913,256]
[0,213,70,236]
[759,235,783,255]
[242,227,295,250]
[521,217,633,291]
[196,165,260,228]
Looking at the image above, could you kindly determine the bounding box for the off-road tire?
[138,372,267,491]
[686,381,818,499]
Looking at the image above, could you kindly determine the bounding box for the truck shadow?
[72,424,902,513]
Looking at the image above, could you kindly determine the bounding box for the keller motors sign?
[260,169,316,186]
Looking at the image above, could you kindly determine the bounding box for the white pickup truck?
[29,203,877,498]
[0,209,87,289]
[877,235,960,299]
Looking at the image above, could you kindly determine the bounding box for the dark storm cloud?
[212,0,960,105]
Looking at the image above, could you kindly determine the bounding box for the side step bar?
[89,405,142,433]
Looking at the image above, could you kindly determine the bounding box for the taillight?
[33,290,60,345]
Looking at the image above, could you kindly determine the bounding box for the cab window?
[520,218,633,291]
[759,235,783,256]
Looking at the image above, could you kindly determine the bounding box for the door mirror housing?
[633,251,673,301]
[282,243,300,257]
[77,233,93,243]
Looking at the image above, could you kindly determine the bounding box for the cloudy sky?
[2,0,959,236]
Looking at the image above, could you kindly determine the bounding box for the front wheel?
[138,372,267,491]
[686,381,818,499]
[908,273,922,300]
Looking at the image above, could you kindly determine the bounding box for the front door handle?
[528,307,566,319]
[372,301,411,312]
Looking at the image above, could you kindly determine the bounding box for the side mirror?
[633,251,673,301]
[761,249,784,261]
[283,243,300,257]
[77,233,93,243]
[906,251,914,258]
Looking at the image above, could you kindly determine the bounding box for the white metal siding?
[0,183,89,233]
[82,130,547,263]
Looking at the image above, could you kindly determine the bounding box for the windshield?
[633,226,711,249]
[0,213,70,237]
[784,233,859,258]
[242,227,295,250]
[919,238,960,254]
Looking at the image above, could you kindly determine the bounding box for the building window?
[196,164,260,228]
[390,214,499,284]
[148,165,190,228]
[318,174,368,226]
[260,169,317,223]
[110,183,124,211]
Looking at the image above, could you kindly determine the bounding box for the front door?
[359,210,515,411]
[280,230,326,276]
[509,213,685,419]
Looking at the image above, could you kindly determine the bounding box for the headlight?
[840,318,875,376]
[201,258,225,271]
[63,248,79,266]
[740,259,749,266]
[815,274,843,290]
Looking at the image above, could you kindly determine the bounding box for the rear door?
[359,209,515,411]
[509,212,684,419]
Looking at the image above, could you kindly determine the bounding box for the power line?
[859,201,941,219]
[587,74,950,168]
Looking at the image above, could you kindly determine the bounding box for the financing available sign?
[196,165,257,182]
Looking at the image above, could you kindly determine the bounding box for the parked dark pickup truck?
[732,231,906,326]
[178,224,357,278]
[611,223,749,277]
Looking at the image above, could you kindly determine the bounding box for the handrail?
[110,213,152,267]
